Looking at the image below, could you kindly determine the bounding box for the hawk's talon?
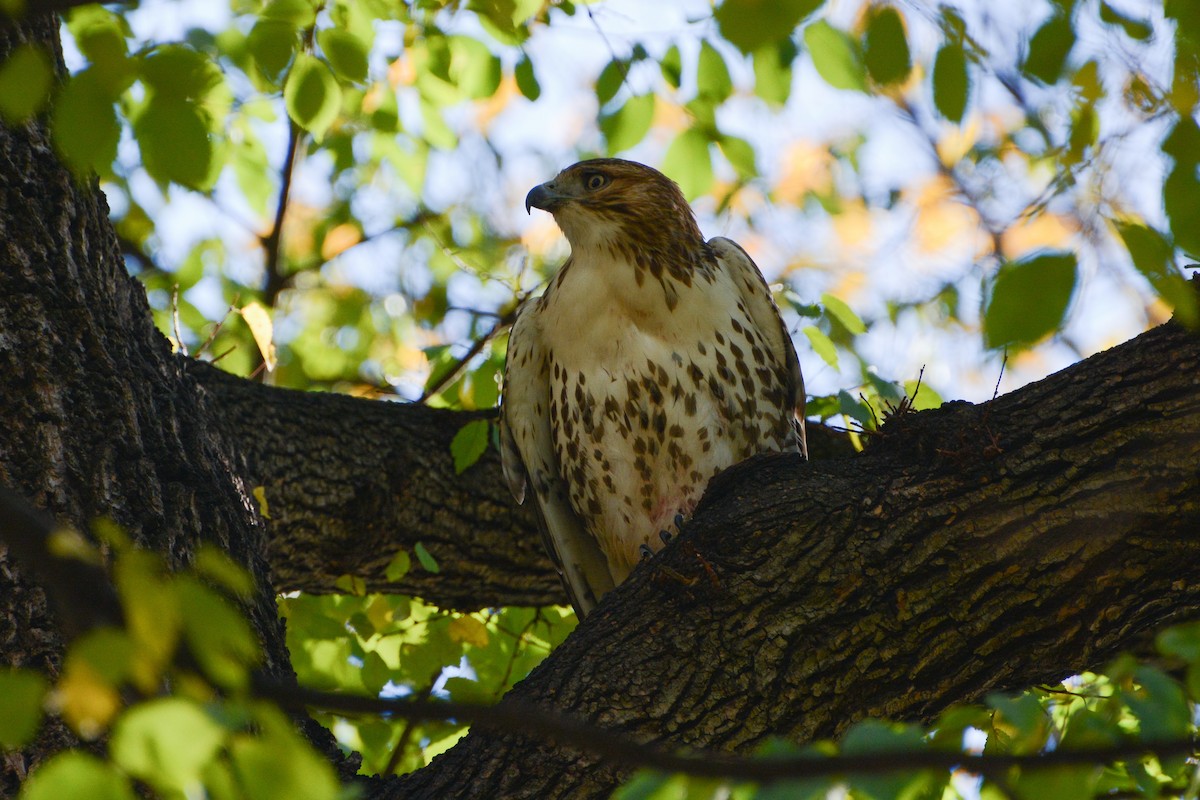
[639,543,655,562]
[673,513,685,529]
[659,529,673,546]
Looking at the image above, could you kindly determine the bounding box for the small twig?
[992,351,1008,403]
[256,677,1200,785]
[170,285,187,356]
[261,119,303,307]
[383,675,439,776]
[417,306,518,404]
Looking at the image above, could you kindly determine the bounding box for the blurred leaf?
[318,28,369,83]
[22,751,135,800]
[385,549,411,583]
[802,326,838,368]
[984,251,1078,349]
[261,0,317,26]
[1116,222,1199,327]
[804,21,866,93]
[284,53,341,139]
[1012,766,1100,800]
[600,93,655,154]
[662,128,713,200]
[52,70,120,178]
[414,542,440,573]
[229,706,339,800]
[515,54,540,100]
[111,698,226,793]
[821,293,866,335]
[1023,13,1075,84]
[177,575,261,689]
[717,134,756,178]
[932,41,969,122]
[448,615,490,648]
[986,691,1049,754]
[448,35,502,99]
[248,19,297,81]
[1164,119,1200,256]
[842,720,934,800]
[1157,621,1200,663]
[134,97,214,190]
[753,39,797,105]
[1123,665,1192,741]
[596,57,627,106]
[0,44,53,123]
[697,40,732,103]
[863,6,911,86]
[715,0,822,54]
[451,419,490,474]
[0,668,46,747]
[660,44,682,89]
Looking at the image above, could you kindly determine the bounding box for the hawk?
[500,158,806,618]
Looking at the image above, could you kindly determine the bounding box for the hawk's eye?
[584,173,608,191]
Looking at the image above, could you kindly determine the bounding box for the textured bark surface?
[379,317,1200,799]
[188,361,855,609]
[0,13,346,793]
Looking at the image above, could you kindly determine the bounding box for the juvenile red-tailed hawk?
[500,159,806,618]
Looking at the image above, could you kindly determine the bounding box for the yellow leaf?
[252,486,270,519]
[52,662,120,738]
[447,615,489,648]
[936,116,980,164]
[913,175,984,255]
[1000,213,1077,259]
[831,199,874,253]
[239,301,277,372]
[321,222,361,260]
[775,140,834,203]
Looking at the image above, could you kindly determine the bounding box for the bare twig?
[261,119,303,308]
[417,306,518,404]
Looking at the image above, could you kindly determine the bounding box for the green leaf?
[983,251,1078,349]
[821,293,866,334]
[414,542,440,574]
[0,668,46,747]
[261,0,317,26]
[139,44,219,101]
[662,128,713,200]
[1123,665,1192,741]
[284,53,341,139]
[447,35,501,99]
[863,6,911,86]
[51,70,120,178]
[0,44,53,123]
[986,691,1049,754]
[932,41,969,122]
[229,707,339,800]
[318,28,369,83]
[753,39,797,105]
[1022,13,1075,84]
[803,326,838,367]
[600,94,655,154]
[22,751,135,800]
[248,19,298,81]
[717,134,756,179]
[715,0,823,54]
[804,20,866,93]
[134,97,214,190]
[660,44,682,89]
[697,40,733,103]
[596,58,627,106]
[451,419,490,474]
[384,549,411,582]
[1116,222,1199,327]
[177,575,261,689]
[111,698,226,792]
[1157,621,1200,663]
[842,720,934,800]
[1012,766,1100,800]
[515,54,540,100]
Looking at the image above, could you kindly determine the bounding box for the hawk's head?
[526,159,703,254]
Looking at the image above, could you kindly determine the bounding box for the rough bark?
[187,360,854,609]
[377,316,1200,799]
[0,13,347,793]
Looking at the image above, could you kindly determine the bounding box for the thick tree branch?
[368,316,1200,798]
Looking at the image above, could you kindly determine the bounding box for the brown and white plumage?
[500,159,806,618]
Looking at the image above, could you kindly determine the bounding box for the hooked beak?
[525,182,564,214]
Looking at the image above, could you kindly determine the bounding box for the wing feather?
[708,237,808,458]
[499,298,616,618]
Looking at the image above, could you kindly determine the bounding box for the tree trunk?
[0,13,348,791]
[1,11,1198,800]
